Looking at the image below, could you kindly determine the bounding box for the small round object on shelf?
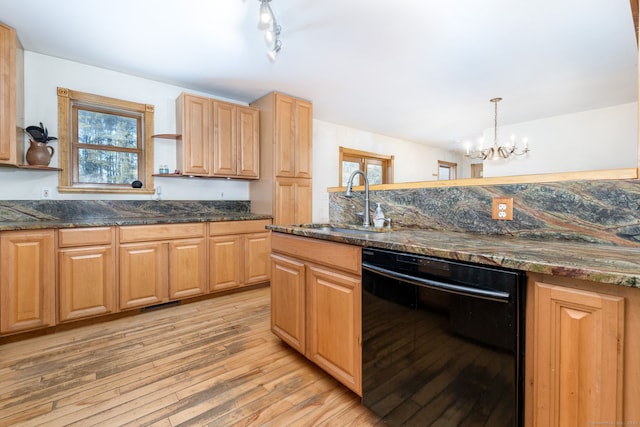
[131,180,143,188]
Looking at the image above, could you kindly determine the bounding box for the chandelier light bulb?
[258,0,273,29]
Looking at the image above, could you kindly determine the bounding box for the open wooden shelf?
[15,164,62,171]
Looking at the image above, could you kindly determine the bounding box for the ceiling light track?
[258,0,282,61]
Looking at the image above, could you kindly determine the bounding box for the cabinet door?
[237,106,259,179]
[270,253,306,353]
[307,264,361,395]
[209,235,243,292]
[244,232,271,285]
[168,238,206,299]
[533,282,624,427]
[0,23,19,164]
[59,245,116,322]
[1,230,55,333]
[274,93,295,177]
[274,178,296,225]
[294,99,313,179]
[180,94,211,175]
[212,101,237,176]
[295,178,312,224]
[119,242,166,310]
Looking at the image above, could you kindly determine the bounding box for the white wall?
[312,120,462,222]
[482,103,638,177]
[0,52,249,200]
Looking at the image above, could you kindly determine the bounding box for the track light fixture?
[258,0,282,61]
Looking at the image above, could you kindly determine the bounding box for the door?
[119,242,166,310]
[270,253,306,353]
[59,245,116,321]
[533,282,624,427]
[168,238,206,299]
[180,94,211,175]
[212,101,237,176]
[307,264,361,394]
[236,106,259,178]
[274,93,295,177]
[0,230,55,333]
[209,235,243,292]
[294,99,313,178]
[244,232,271,285]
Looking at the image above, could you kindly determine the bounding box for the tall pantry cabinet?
[250,92,313,224]
[0,22,24,166]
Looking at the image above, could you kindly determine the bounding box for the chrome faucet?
[345,170,370,227]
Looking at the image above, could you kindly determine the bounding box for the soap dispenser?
[373,203,385,228]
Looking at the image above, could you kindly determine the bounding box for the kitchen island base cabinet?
[0,230,55,334]
[270,233,362,395]
[526,274,638,427]
[58,227,116,322]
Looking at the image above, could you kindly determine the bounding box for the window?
[438,160,457,180]
[339,147,394,186]
[57,87,154,193]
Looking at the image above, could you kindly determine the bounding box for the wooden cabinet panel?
[1,230,55,333]
[209,235,243,292]
[59,245,115,322]
[245,232,271,285]
[307,264,361,395]
[177,93,211,175]
[295,178,312,224]
[119,242,166,310]
[59,227,113,247]
[294,99,313,178]
[168,238,206,299]
[532,281,624,427]
[237,106,259,178]
[119,223,205,243]
[0,23,23,166]
[275,178,312,225]
[274,93,295,177]
[212,101,236,176]
[209,219,270,236]
[270,253,306,353]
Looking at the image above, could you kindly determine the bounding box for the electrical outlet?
[492,197,513,220]
[41,187,51,199]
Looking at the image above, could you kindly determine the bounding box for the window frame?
[339,147,394,187]
[57,87,155,194]
[437,160,458,180]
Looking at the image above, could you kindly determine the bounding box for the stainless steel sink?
[299,224,393,234]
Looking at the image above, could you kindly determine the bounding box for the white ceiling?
[0,0,637,151]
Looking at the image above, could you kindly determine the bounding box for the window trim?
[437,160,458,180]
[339,147,394,187]
[57,87,155,194]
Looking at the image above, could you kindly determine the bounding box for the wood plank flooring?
[0,287,381,426]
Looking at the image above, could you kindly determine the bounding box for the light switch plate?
[492,197,513,220]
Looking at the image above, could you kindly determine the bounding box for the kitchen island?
[268,223,640,427]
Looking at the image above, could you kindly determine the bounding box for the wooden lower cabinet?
[0,230,55,334]
[209,220,271,293]
[270,233,362,395]
[118,224,207,310]
[526,274,639,427]
[58,227,116,322]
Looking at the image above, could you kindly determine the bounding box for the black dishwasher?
[362,248,525,427]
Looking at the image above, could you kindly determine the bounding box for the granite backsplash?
[329,179,640,247]
[0,200,251,222]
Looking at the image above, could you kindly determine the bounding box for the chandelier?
[465,98,530,160]
[258,0,282,61]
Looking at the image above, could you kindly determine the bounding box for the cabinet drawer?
[271,233,361,276]
[209,219,271,236]
[59,227,113,247]
[119,223,206,243]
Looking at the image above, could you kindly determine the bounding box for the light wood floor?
[0,287,381,427]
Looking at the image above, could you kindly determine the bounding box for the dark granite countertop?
[0,213,272,231]
[268,224,640,288]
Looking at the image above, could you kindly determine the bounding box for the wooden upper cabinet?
[0,22,24,166]
[176,93,259,179]
[1,230,55,334]
[212,101,237,176]
[176,93,211,176]
[236,106,260,178]
[273,93,313,179]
